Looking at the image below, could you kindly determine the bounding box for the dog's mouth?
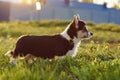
[83,33,93,39]
[83,35,88,38]
[83,31,93,38]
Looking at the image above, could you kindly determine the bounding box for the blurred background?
[0,0,120,24]
[0,1,120,79]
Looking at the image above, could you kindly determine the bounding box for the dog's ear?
[67,15,78,39]
[73,15,79,28]
[77,14,80,20]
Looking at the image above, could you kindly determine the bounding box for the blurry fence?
[0,2,10,21]
[10,4,120,24]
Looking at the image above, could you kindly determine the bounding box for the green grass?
[0,21,120,80]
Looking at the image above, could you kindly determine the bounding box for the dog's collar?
[60,35,74,50]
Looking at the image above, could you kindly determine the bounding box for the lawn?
[0,21,120,80]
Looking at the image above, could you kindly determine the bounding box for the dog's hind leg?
[24,54,35,63]
[10,57,17,65]
[5,50,17,65]
[9,50,19,65]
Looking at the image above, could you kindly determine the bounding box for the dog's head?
[67,15,93,40]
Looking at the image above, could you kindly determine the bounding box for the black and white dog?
[5,15,93,64]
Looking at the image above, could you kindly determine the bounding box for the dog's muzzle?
[88,32,93,36]
[90,32,93,36]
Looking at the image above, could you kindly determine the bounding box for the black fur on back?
[13,35,74,59]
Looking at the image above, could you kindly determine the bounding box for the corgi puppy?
[5,15,93,64]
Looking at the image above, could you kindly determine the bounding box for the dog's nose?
[90,32,93,35]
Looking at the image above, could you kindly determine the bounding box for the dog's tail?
[5,50,14,57]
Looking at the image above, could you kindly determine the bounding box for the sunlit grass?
[0,21,120,80]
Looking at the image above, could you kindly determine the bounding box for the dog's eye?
[77,26,82,30]
[77,21,86,31]
[82,27,87,32]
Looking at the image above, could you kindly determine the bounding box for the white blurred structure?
[36,1,41,11]
[1,0,120,24]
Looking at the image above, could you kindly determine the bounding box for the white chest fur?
[60,30,81,57]
[66,40,81,57]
